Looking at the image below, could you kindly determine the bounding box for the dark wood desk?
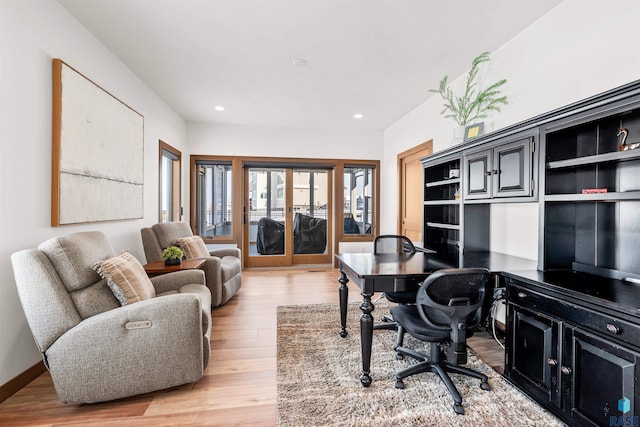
[335,251,537,386]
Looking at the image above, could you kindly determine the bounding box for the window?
[159,141,181,223]
[190,156,379,258]
[343,165,374,235]
[196,161,233,238]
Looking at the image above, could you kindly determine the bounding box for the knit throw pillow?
[173,236,210,259]
[93,252,156,306]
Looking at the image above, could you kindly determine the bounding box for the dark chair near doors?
[256,217,285,255]
[372,235,418,332]
[392,268,491,415]
[343,215,360,234]
[293,213,327,254]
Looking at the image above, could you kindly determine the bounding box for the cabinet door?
[464,149,492,200]
[493,138,532,198]
[507,304,560,405]
[564,328,639,427]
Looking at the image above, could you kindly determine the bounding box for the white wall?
[0,0,187,386]
[382,0,640,260]
[188,122,382,160]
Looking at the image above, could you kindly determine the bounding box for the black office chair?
[372,235,418,333]
[392,268,491,415]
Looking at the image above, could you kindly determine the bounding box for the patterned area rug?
[277,302,566,427]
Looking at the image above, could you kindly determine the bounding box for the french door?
[244,166,332,267]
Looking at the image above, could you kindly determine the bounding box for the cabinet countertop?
[503,269,640,320]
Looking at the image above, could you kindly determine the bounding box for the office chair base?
[394,344,491,415]
[372,322,397,331]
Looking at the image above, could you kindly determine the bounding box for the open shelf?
[546,154,640,196]
[544,200,640,275]
[424,200,459,206]
[425,222,460,230]
[547,149,640,169]
[545,191,640,202]
[426,177,460,188]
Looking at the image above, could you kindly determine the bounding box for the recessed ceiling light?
[354,113,363,119]
[214,106,225,111]
[292,58,308,67]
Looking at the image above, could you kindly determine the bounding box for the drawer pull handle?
[561,366,572,375]
[547,358,557,366]
[606,323,620,334]
[517,291,527,299]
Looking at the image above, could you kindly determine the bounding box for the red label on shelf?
[581,188,608,194]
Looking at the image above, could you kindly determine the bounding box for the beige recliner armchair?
[141,222,242,307]
[10,231,211,404]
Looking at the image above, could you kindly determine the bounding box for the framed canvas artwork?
[51,59,144,226]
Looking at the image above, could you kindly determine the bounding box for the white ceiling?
[58,0,563,131]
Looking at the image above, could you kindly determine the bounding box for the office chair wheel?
[453,404,465,415]
[381,314,394,323]
[395,378,405,389]
[480,381,491,391]
[395,352,404,360]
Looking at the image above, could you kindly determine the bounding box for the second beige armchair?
[141,222,242,307]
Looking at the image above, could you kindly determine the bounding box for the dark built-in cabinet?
[422,80,640,427]
[505,272,640,427]
[464,134,536,201]
[504,87,640,427]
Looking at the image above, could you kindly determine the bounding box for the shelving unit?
[423,154,461,261]
[541,103,640,277]
[503,83,640,427]
[419,80,640,427]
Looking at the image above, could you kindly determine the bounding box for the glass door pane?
[197,163,233,238]
[344,166,373,235]
[248,168,287,257]
[292,170,328,255]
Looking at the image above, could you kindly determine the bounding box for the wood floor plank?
[0,268,504,426]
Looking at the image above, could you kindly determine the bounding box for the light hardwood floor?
[0,268,504,426]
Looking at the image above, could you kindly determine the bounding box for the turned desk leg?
[359,291,374,387]
[338,269,349,338]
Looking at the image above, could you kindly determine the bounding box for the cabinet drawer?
[509,282,640,351]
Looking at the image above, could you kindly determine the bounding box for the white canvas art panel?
[52,60,143,225]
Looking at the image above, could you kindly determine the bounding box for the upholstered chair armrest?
[140,227,163,262]
[45,294,205,403]
[150,269,206,294]
[209,247,241,259]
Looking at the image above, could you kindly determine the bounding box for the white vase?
[452,125,465,146]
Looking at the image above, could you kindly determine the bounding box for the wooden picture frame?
[51,59,144,226]
[464,122,484,142]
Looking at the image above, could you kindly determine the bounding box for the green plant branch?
[430,52,508,126]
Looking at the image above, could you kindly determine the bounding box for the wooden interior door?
[398,140,432,242]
